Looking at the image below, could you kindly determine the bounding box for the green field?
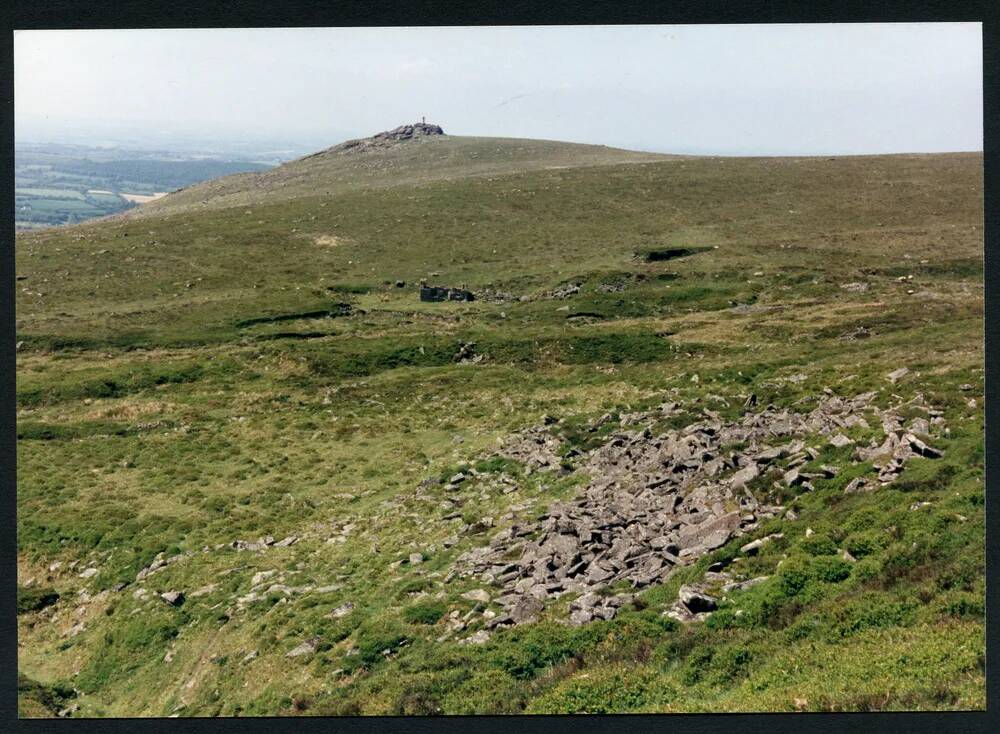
[15,188,87,200]
[15,132,984,716]
[20,198,103,212]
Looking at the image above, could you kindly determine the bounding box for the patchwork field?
[15,129,984,716]
[14,144,274,230]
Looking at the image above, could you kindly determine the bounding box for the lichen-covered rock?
[286,637,319,658]
[678,585,718,613]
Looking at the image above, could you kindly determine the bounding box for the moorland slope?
[16,125,984,716]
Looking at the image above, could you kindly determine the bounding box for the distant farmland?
[15,143,273,229]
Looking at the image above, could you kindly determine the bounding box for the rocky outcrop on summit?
[454,389,945,629]
[327,122,446,155]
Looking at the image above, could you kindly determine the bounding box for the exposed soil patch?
[120,192,168,205]
[313,235,343,248]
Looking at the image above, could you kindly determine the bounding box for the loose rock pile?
[453,341,483,364]
[663,570,770,622]
[493,423,566,473]
[455,389,945,629]
[472,277,634,304]
[232,534,299,552]
[474,287,520,304]
[130,534,300,585]
[545,283,582,299]
[849,428,943,490]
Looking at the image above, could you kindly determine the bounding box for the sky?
[14,24,983,156]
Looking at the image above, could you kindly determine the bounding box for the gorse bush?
[486,622,608,680]
[811,556,853,584]
[800,534,838,556]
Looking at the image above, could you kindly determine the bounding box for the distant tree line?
[49,158,272,190]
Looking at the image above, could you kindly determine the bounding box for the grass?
[14,135,983,716]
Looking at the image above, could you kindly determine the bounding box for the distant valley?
[15,143,277,230]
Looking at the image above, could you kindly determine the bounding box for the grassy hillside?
[134,135,673,217]
[15,133,984,716]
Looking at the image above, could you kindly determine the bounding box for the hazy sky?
[14,24,983,156]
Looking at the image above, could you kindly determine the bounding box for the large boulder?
[509,596,544,624]
[461,589,491,604]
[286,637,319,658]
[328,602,355,619]
[678,585,717,613]
[160,591,185,606]
[729,463,760,490]
[676,512,741,551]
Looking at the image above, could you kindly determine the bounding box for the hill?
[133,127,673,219]
[15,125,984,716]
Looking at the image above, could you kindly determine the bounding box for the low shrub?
[487,622,607,681]
[403,601,448,626]
[800,534,838,556]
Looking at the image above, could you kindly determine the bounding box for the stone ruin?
[420,283,475,303]
[451,389,946,631]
